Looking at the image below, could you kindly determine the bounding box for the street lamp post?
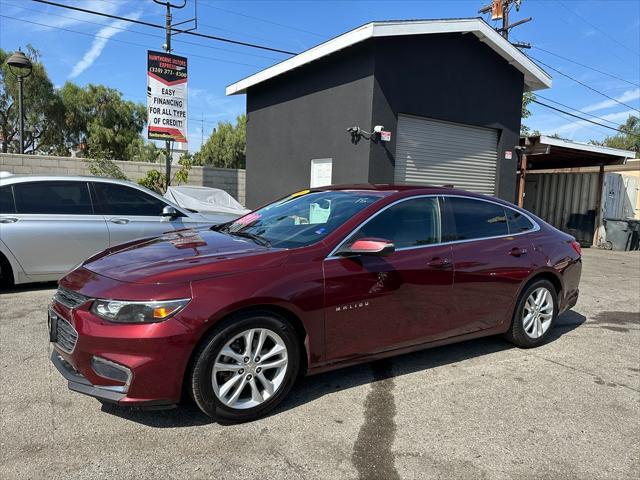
[6,50,33,154]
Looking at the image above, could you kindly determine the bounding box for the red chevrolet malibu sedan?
[49,185,581,422]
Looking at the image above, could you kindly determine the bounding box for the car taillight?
[571,240,582,256]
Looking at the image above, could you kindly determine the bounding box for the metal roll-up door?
[395,115,499,195]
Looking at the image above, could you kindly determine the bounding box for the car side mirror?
[162,205,180,218]
[342,238,395,256]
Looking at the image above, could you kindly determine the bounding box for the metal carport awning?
[520,135,632,170]
[518,135,636,245]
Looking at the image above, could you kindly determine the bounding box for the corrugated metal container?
[524,171,639,245]
[524,172,600,245]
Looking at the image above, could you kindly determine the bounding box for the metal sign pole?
[152,0,187,189]
[164,2,172,188]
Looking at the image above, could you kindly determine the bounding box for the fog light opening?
[91,356,132,388]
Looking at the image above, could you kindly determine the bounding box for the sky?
[1,0,639,152]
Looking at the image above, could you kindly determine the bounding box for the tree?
[59,83,146,159]
[138,154,193,193]
[0,46,65,154]
[591,115,639,157]
[194,114,246,168]
[84,155,128,181]
[520,91,539,137]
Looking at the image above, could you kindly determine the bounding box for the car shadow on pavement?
[0,281,57,294]
[100,310,586,428]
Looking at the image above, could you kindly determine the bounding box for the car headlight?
[90,298,190,323]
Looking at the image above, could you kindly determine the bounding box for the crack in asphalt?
[352,360,400,480]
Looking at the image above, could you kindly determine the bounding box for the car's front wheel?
[505,279,558,348]
[189,312,300,423]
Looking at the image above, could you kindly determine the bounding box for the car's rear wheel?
[505,279,558,348]
[189,312,300,423]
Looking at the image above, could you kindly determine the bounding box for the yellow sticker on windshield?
[289,189,310,198]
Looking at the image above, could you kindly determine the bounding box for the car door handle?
[0,217,19,224]
[427,257,451,268]
[109,217,130,225]
[509,247,528,257]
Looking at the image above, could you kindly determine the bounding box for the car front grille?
[54,287,90,309]
[52,312,78,354]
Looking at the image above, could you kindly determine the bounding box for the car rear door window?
[349,197,441,249]
[506,208,535,233]
[93,183,168,216]
[13,181,93,214]
[0,186,16,213]
[448,197,508,240]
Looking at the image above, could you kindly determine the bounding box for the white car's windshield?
[217,190,387,248]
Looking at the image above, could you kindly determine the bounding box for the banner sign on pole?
[147,50,188,143]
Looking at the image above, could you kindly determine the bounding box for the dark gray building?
[227,19,551,208]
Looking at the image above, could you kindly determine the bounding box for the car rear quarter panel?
[526,226,582,310]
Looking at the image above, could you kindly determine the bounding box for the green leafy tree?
[59,83,146,159]
[520,91,538,137]
[138,154,193,193]
[0,46,65,154]
[591,115,639,157]
[194,114,246,168]
[84,155,128,181]
[127,137,166,163]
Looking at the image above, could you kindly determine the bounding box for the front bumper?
[51,350,127,404]
[48,296,198,408]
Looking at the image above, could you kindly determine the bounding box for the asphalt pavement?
[0,248,638,479]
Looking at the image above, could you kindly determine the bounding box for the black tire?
[0,253,14,290]
[189,311,300,423]
[505,279,559,348]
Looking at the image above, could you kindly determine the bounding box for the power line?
[32,0,297,55]
[535,95,624,127]
[2,1,282,62]
[532,103,624,140]
[555,0,639,56]
[528,45,639,88]
[0,13,246,127]
[198,0,325,39]
[0,14,263,68]
[532,99,639,137]
[94,0,307,49]
[529,55,640,113]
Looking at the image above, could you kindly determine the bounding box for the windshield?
[218,190,387,248]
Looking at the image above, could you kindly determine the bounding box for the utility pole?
[478,0,532,41]
[152,0,194,188]
[153,0,186,187]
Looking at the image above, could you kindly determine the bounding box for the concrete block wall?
[0,153,246,205]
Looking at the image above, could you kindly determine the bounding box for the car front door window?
[93,183,168,216]
[345,197,442,249]
[92,182,186,245]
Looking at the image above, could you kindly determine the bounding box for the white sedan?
[0,174,243,286]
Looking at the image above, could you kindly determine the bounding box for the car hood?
[82,228,288,284]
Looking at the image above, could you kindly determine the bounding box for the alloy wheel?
[212,328,288,409]
[522,287,554,339]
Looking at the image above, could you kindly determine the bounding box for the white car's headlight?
[90,298,190,323]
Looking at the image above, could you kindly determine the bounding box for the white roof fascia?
[539,135,636,159]
[226,19,552,96]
